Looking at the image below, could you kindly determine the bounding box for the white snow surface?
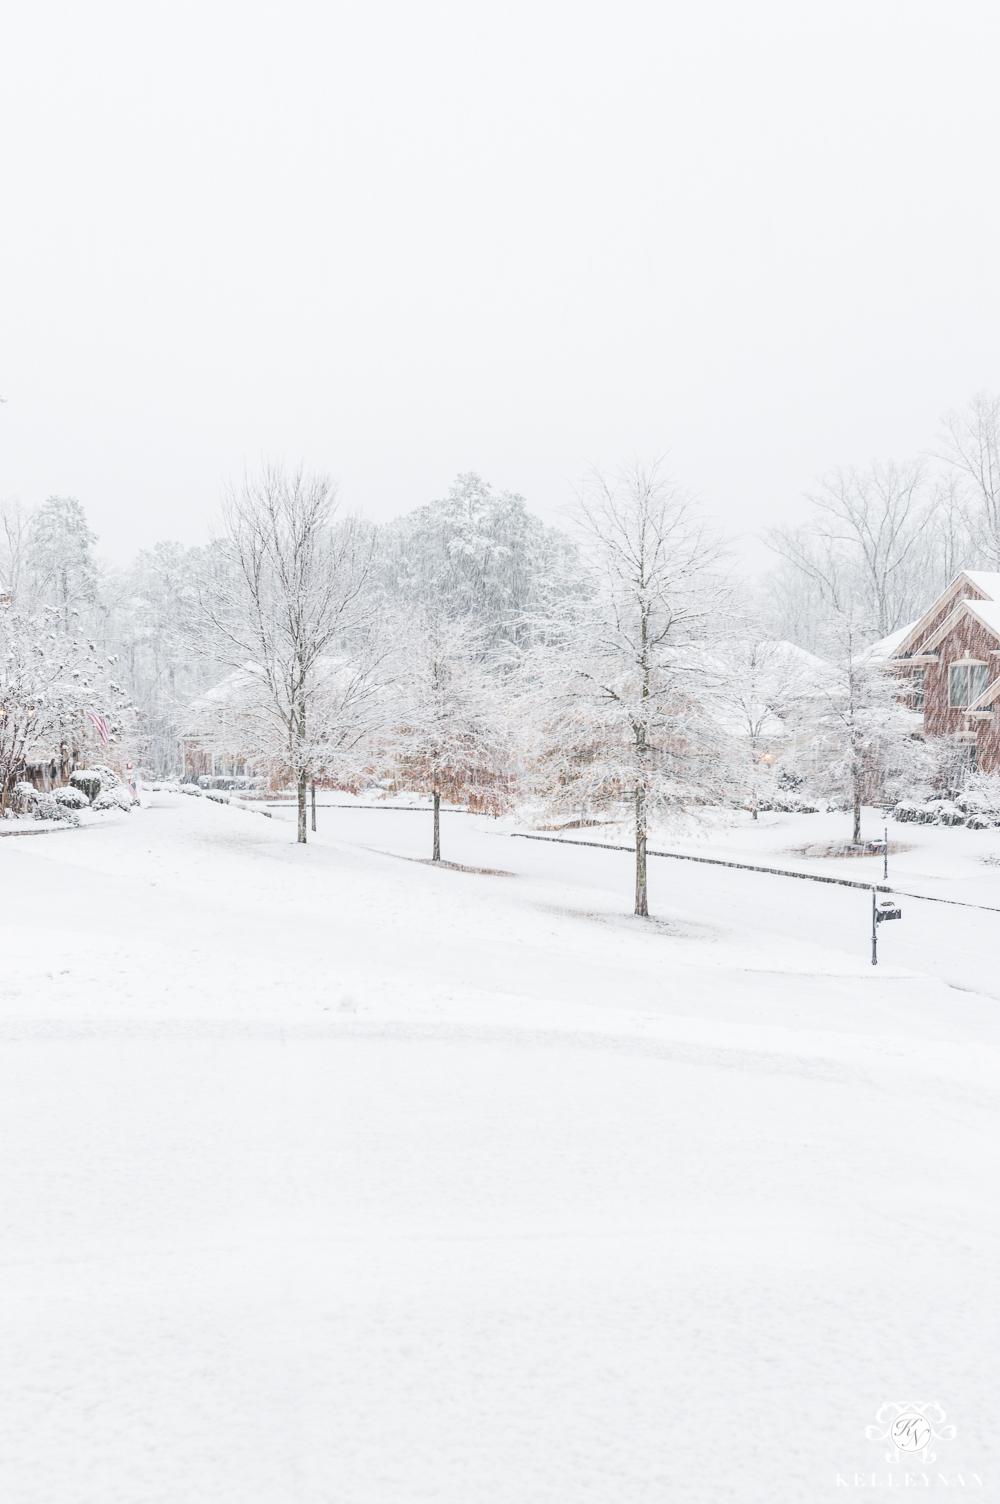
[1,794,997,1500]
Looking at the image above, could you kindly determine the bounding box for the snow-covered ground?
[0,793,996,1500]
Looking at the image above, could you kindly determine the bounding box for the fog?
[2,0,999,563]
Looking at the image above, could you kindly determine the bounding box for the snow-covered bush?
[90,763,121,790]
[69,770,101,802]
[748,793,819,814]
[198,775,262,792]
[893,782,1000,829]
[960,772,1000,822]
[181,783,204,797]
[32,792,80,824]
[11,781,38,814]
[54,785,88,810]
[206,790,230,804]
[91,787,133,813]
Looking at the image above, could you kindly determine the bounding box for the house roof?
[863,622,917,662]
[892,570,1000,658]
[919,596,1000,653]
[959,571,1000,598]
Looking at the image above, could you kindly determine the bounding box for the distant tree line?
[9,388,1000,907]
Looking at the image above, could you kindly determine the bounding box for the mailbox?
[871,891,902,966]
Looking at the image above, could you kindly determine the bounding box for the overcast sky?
[2,1,1000,565]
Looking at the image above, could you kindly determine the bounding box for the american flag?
[87,711,110,746]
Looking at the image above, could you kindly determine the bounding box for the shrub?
[11,781,37,814]
[69,770,102,802]
[54,786,89,810]
[91,787,133,813]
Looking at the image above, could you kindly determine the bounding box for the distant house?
[886,570,1000,773]
[179,668,260,781]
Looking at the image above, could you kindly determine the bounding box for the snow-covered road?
[0,795,996,1500]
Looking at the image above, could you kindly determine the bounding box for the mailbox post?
[871,887,902,966]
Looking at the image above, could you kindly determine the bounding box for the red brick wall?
[920,616,1000,770]
[977,712,1000,772]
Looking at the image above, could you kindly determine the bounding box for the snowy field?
[1,792,997,1500]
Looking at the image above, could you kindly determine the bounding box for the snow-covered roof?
[960,571,1000,599]
[918,596,1000,653]
[196,666,260,705]
[894,570,1000,657]
[765,640,829,670]
[964,597,1000,640]
[707,639,830,673]
[863,622,917,663]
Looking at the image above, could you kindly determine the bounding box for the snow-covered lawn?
[0,794,996,1500]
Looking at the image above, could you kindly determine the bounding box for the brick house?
[889,570,1000,772]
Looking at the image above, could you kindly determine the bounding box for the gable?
[920,597,1000,654]
[893,571,999,657]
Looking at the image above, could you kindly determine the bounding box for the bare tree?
[0,503,31,605]
[528,460,730,917]
[764,459,932,639]
[924,472,974,593]
[939,391,1000,566]
[202,464,376,843]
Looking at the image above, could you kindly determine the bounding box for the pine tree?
[26,497,97,632]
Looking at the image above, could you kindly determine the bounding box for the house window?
[949,663,989,707]
[911,668,925,709]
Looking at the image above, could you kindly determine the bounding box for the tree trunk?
[297,770,307,843]
[432,791,441,862]
[311,781,317,832]
[634,783,648,917]
[853,781,862,844]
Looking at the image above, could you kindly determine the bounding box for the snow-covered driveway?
[0,796,996,1500]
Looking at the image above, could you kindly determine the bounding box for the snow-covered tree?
[379,610,514,861]
[377,472,579,645]
[790,612,934,842]
[526,461,732,916]
[764,460,933,642]
[201,464,378,842]
[0,503,32,607]
[711,628,827,818]
[939,390,1000,567]
[0,600,135,812]
[26,496,98,632]
[102,540,221,774]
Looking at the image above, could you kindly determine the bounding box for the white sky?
[2,1,1000,565]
